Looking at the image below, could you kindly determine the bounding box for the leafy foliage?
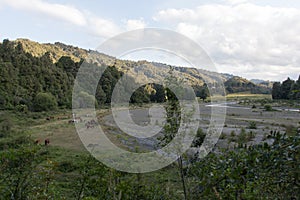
[0,40,76,110]
[272,76,300,100]
[248,121,257,129]
[192,128,206,147]
[33,92,57,112]
[193,84,210,101]
[264,104,273,111]
[189,134,300,199]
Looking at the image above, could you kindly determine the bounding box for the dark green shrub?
[230,130,236,137]
[33,92,57,112]
[238,128,247,143]
[264,104,272,111]
[248,121,257,129]
[192,128,206,147]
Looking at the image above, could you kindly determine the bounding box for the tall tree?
[199,83,210,102]
[291,75,300,99]
[150,84,165,103]
[272,82,282,99]
[159,67,188,200]
[281,77,294,99]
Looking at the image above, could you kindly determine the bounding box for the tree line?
[0,39,210,112]
[272,76,300,100]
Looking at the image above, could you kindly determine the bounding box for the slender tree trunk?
[178,156,188,200]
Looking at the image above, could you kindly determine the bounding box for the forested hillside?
[0,39,272,111]
[0,39,76,110]
[0,39,164,111]
[225,76,271,94]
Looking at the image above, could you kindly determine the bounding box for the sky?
[0,0,300,81]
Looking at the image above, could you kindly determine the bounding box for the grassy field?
[226,93,272,99]
[203,93,272,103]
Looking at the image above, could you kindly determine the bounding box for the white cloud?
[1,0,150,39]
[87,16,122,38]
[224,0,249,6]
[154,3,300,80]
[125,18,146,31]
[0,0,123,38]
[1,0,87,26]
[153,8,197,22]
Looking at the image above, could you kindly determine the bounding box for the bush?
[192,128,206,147]
[57,160,77,173]
[248,121,257,129]
[74,91,97,109]
[220,133,226,139]
[190,134,300,199]
[230,130,236,137]
[285,125,298,136]
[33,92,57,112]
[0,117,13,133]
[264,104,272,111]
[16,104,28,113]
[238,128,247,143]
[248,131,256,140]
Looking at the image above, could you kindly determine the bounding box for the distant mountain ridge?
[9,38,272,94]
